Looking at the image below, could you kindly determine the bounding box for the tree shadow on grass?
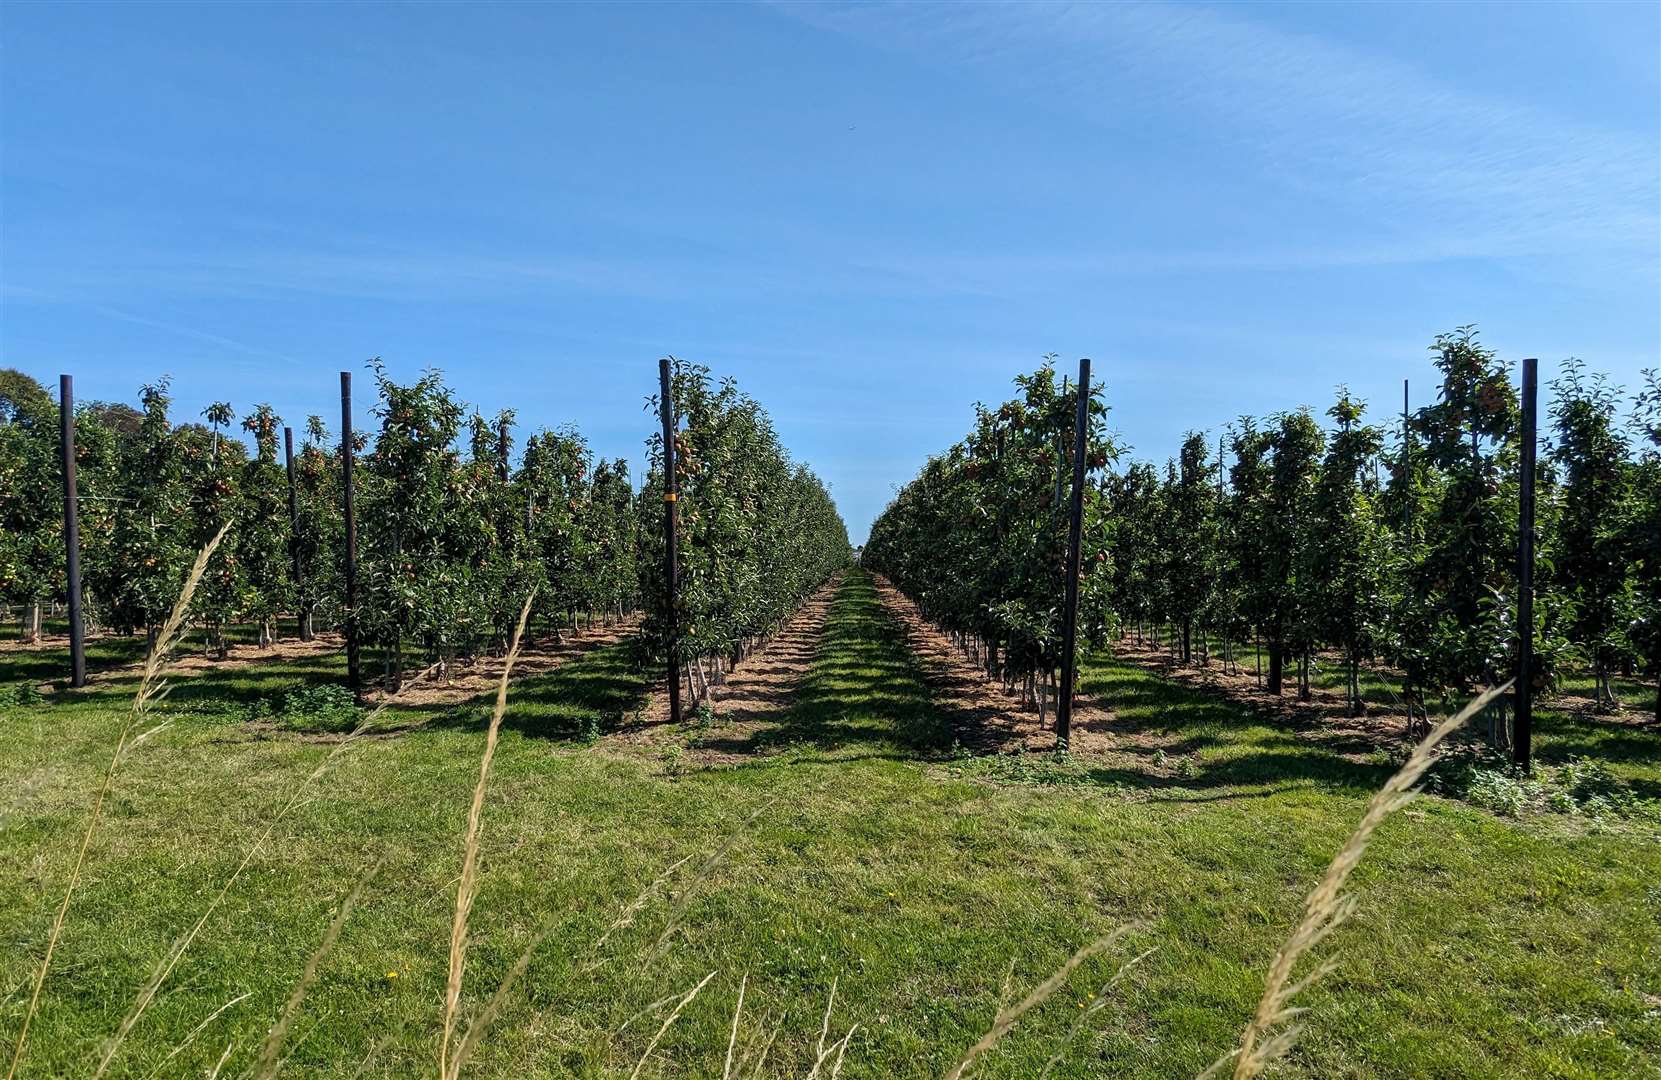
[420,642,652,742]
[691,575,953,763]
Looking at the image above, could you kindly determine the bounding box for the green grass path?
[2,569,1657,1077]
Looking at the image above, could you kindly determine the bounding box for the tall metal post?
[59,375,86,687]
[1056,357,1091,750]
[284,426,303,639]
[1402,379,1411,531]
[1515,358,1538,770]
[340,373,362,696]
[658,358,681,726]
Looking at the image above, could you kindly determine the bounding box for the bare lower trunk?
[299,609,315,642]
[24,602,42,644]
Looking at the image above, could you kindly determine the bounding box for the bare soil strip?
[615,578,841,759]
[1111,636,1653,759]
[872,576,1118,755]
[58,619,639,712]
[0,630,110,653]
[361,618,641,710]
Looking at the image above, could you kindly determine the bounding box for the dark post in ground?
[59,374,86,688]
[1515,357,1538,770]
[658,357,681,727]
[1057,357,1091,750]
[1402,379,1411,531]
[341,373,362,696]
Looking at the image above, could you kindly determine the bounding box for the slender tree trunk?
[1181,617,1192,666]
[1267,641,1283,696]
[299,608,315,642]
[24,602,42,644]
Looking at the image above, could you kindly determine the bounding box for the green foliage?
[641,358,851,669]
[1,682,46,708]
[273,682,363,733]
[0,371,63,617]
[865,358,1118,682]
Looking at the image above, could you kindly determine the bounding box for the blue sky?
[3,1,1656,543]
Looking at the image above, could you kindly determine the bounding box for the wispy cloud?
[777,0,1660,270]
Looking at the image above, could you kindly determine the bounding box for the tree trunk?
[24,602,42,644]
[299,609,315,642]
[1181,618,1192,666]
[1267,641,1284,696]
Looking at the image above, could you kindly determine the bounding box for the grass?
[2,570,1658,1077]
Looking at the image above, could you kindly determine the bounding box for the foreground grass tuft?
[2,570,1657,1076]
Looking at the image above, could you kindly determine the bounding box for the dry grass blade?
[439,589,536,1080]
[748,1010,786,1079]
[587,853,693,966]
[815,976,837,1061]
[628,969,717,1080]
[206,1039,235,1080]
[1208,680,1513,1080]
[253,861,380,1079]
[646,798,777,964]
[1038,947,1156,1079]
[446,917,558,1077]
[944,922,1139,1080]
[723,973,747,1080]
[806,1021,858,1080]
[6,522,229,1080]
[143,991,252,1080]
[93,653,445,1080]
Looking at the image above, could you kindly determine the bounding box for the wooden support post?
[341,373,362,696]
[659,357,681,727]
[1515,357,1538,770]
[59,374,86,687]
[1057,357,1091,750]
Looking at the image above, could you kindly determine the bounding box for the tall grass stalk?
[1207,681,1512,1080]
[722,973,747,1080]
[628,969,717,1080]
[94,654,445,1079]
[439,589,536,1079]
[944,922,1139,1080]
[1038,947,1155,1079]
[646,798,775,964]
[253,861,380,1079]
[142,991,251,1080]
[6,522,229,1080]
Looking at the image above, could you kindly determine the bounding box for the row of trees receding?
[865,329,1660,738]
[1,362,850,704]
